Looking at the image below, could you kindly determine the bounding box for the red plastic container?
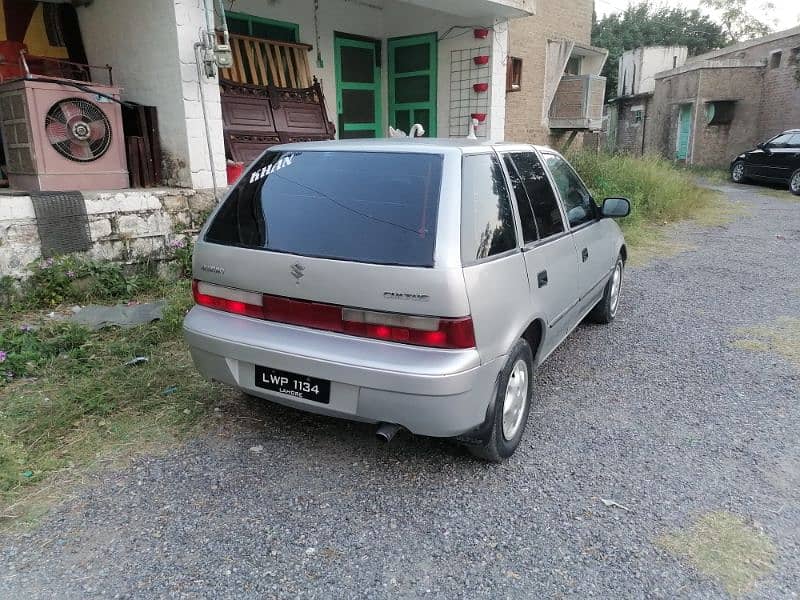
[471,113,487,123]
[473,55,490,66]
[226,162,245,184]
[473,82,489,93]
[473,28,490,39]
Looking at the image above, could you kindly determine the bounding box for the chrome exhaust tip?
[375,422,403,443]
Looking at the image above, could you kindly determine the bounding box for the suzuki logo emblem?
[290,263,306,283]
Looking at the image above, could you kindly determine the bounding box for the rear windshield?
[205,151,443,267]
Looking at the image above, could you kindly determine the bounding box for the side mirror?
[757,142,770,152]
[601,197,631,219]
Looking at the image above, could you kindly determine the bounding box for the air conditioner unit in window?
[0,78,128,191]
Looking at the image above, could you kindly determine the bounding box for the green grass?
[0,279,221,526]
[660,512,776,596]
[569,152,732,263]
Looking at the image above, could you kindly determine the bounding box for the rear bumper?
[183,306,503,437]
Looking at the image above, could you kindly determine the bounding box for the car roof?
[272,137,556,155]
[781,129,800,134]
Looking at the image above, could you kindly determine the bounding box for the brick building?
[505,0,607,146]
[634,26,800,167]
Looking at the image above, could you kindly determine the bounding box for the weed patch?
[659,511,776,596]
[733,318,800,369]
[0,280,221,526]
[569,152,730,261]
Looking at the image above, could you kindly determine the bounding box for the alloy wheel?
[502,359,529,441]
[610,262,623,316]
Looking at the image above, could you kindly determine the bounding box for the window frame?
[460,152,520,266]
[539,151,598,231]
[499,148,569,248]
[506,56,523,92]
[224,11,300,42]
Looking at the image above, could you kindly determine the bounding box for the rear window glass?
[205,151,443,267]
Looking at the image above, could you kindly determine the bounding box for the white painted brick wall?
[0,189,217,279]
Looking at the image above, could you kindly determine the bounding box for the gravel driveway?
[2,183,799,599]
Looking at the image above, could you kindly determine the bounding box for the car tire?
[588,255,624,325]
[467,339,533,463]
[790,169,800,196]
[731,160,748,184]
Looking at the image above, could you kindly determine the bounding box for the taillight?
[192,280,264,319]
[192,280,476,349]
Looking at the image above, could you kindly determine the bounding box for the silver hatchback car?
[184,139,630,461]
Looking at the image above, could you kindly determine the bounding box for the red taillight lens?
[192,280,264,319]
[192,280,476,349]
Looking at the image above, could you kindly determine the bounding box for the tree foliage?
[592,3,728,99]
[702,0,775,43]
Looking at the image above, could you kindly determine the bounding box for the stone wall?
[504,0,594,145]
[0,189,216,279]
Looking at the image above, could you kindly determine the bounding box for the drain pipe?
[194,42,219,199]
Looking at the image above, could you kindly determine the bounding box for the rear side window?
[508,152,565,238]
[205,151,443,267]
[502,154,539,244]
[461,153,517,262]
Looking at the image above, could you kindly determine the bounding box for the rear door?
[499,149,580,354]
[460,152,531,362]
[541,151,613,311]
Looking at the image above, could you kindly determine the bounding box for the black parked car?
[731,129,800,195]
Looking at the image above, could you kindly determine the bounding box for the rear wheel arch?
[521,318,545,364]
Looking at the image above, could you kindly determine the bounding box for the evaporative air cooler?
[0,78,128,191]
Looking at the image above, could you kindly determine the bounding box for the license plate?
[254,365,331,404]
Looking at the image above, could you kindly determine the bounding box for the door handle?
[582,248,589,262]
[537,270,548,288]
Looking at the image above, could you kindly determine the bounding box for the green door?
[334,35,382,139]
[388,33,437,137]
[676,104,692,160]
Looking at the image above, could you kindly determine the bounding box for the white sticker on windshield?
[248,154,295,184]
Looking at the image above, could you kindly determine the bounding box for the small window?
[790,47,800,65]
[633,110,643,124]
[706,101,735,126]
[502,155,538,243]
[507,56,523,92]
[461,154,517,262]
[769,51,782,69]
[565,55,582,76]
[542,153,596,228]
[224,12,298,42]
[508,152,565,239]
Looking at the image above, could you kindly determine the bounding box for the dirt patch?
[733,317,800,369]
[659,511,777,596]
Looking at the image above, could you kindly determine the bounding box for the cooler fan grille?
[44,97,112,162]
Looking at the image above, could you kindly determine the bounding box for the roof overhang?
[397,0,535,18]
